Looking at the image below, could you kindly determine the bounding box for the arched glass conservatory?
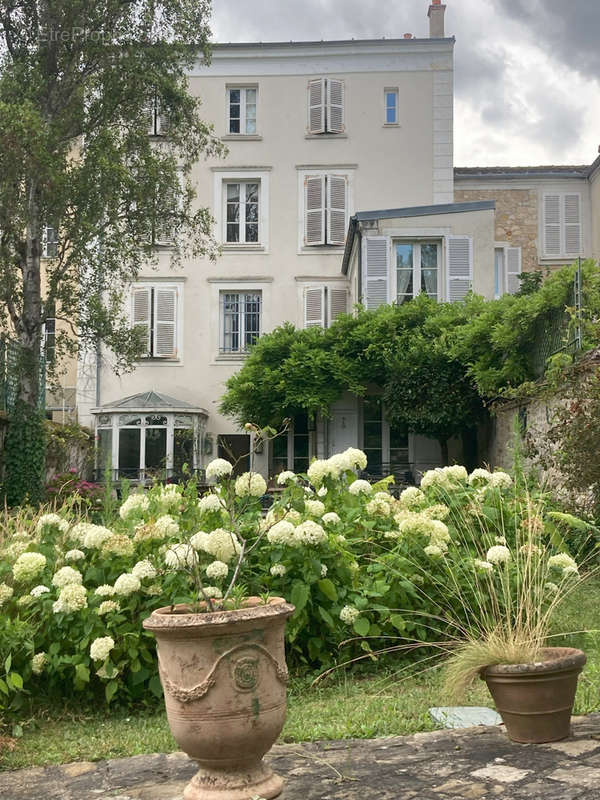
[93,391,208,481]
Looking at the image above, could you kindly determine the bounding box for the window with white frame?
[395,242,440,304]
[42,223,59,259]
[146,93,169,137]
[543,193,582,257]
[384,88,398,125]
[131,284,180,359]
[494,245,522,297]
[307,78,344,134]
[303,285,348,328]
[304,174,347,246]
[227,87,257,135]
[220,291,261,354]
[224,181,259,243]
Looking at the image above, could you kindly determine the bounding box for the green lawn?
[2,581,599,771]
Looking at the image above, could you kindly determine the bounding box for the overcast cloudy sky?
[210,0,600,168]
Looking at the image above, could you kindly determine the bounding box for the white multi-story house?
[78,1,505,481]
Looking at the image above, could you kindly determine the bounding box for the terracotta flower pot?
[143,597,295,800]
[481,646,586,743]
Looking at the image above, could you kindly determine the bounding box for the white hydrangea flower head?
[90,636,115,661]
[349,479,373,496]
[545,582,559,594]
[399,513,435,538]
[82,525,113,549]
[132,560,157,580]
[4,540,28,561]
[97,600,120,615]
[18,594,35,608]
[374,491,394,505]
[317,486,328,497]
[305,499,326,517]
[322,512,341,525]
[198,529,242,563]
[399,486,425,509]
[36,514,69,534]
[164,543,198,570]
[113,573,142,596]
[270,563,287,577]
[429,520,451,546]
[489,470,513,489]
[95,584,116,597]
[563,565,580,578]
[548,553,578,571]
[468,468,493,486]
[119,493,150,519]
[30,584,50,597]
[0,583,14,605]
[336,534,347,544]
[424,544,444,558]
[202,586,223,600]
[420,468,452,491]
[422,503,450,520]
[52,566,82,588]
[327,453,350,474]
[343,447,368,471]
[366,498,391,516]
[307,459,339,485]
[31,652,47,675]
[285,509,302,524]
[153,515,179,539]
[68,522,92,544]
[53,583,87,613]
[276,471,297,485]
[198,493,222,513]
[205,458,233,482]
[13,552,47,583]
[234,472,267,498]
[65,549,85,562]
[486,545,511,565]
[474,559,494,572]
[156,484,183,511]
[266,520,297,547]
[441,465,469,483]
[205,560,229,580]
[294,520,327,546]
[190,530,210,551]
[321,564,328,577]
[145,584,163,596]
[101,534,134,557]
[339,605,360,625]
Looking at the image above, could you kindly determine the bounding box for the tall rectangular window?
[395,241,439,304]
[225,181,259,243]
[363,396,383,474]
[307,78,344,134]
[220,292,261,354]
[131,284,179,359]
[303,174,347,246]
[228,87,257,134]
[385,89,398,124]
[42,224,59,259]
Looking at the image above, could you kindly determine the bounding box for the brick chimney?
[428,0,446,38]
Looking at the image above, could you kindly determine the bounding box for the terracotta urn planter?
[143,597,295,800]
[481,646,586,743]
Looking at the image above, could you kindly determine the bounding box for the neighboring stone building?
[455,157,600,295]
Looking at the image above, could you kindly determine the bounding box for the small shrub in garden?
[0,450,594,720]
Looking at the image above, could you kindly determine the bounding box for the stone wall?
[454,187,539,273]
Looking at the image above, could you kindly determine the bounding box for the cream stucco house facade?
[77,1,508,482]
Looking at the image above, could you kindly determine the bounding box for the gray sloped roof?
[95,391,208,415]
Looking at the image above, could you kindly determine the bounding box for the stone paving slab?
[2,713,600,799]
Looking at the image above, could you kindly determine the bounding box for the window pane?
[229,118,240,134]
[97,429,112,471]
[227,183,240,201]
[395,244,413,268]
[226,223,239,242]
[421,269,437,297]
[421,244,438,268]
[174,428,194,474]
[245,183,258,203]
[145,427,166,473]
[246,223,258,242]
[229,89,241,104]
[245,88,256,104]
[119,428,140,477]
[272,434,288,475]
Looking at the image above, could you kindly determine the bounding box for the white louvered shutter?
[328,288,348,326]
[304,175,325,245]
[327,175,347,245]
[543,194,561,256]
[304,287,325,328]
[132,287,151,355]
[145,97,156,135]
[327,79,344,133]
[362,237,389,310]
[445,236,472,302]
[154,287,177,357]
[564,194,582,255]
[156,103,169,136]
[505,247,522,295]
[308,78,325,134]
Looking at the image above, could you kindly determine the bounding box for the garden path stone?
[2,713,600,799]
